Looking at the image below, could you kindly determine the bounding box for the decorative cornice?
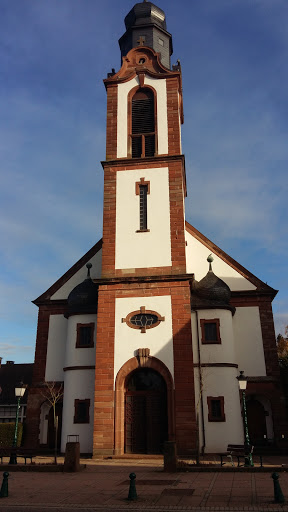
[63,366,95,372]
[93,273,194,287]
[104,46,181,87]
[193,363,238,368]
[101,153,185,169]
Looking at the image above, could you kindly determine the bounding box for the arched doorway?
[246,399,267,445]
[125,368,168,454]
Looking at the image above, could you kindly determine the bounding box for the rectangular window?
[200,319,221,344]
[76,323,94,348]
[74,399,90,424]
[207,396,225,422]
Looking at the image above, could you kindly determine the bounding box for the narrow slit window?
[139,185,148,230]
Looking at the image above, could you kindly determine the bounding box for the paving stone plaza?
[1,456,288,511]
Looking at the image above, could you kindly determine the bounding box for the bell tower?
[101,4,186,278]
[94,1,197,457]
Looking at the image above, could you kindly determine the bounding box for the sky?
[1,0,287,364]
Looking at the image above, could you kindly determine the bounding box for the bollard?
[64,442,81,472]
[164,441,177,472]
[271,472,285,504]
[0,472,9,498]
[128,472,137,501]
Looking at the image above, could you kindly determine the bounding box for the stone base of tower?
[92,276,197,458]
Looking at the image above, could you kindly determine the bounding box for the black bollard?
[271,472,285,504]
[128,472,137,501]
[0,472,9,498]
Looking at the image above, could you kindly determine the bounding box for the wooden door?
[124,369,168,454]
[246,399,267,445]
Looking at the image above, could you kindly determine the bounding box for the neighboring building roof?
[0,362,33,405]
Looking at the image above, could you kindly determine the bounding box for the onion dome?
[119,1,173,69]
[67,263,98,315]
[192,255,231,305]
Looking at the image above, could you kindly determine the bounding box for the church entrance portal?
[125,368,168,454]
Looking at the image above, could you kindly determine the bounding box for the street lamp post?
[9,383,27,465]
[237,371,254,467]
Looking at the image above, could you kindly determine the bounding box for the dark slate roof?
[124,2,167,31]
[67,276,99,314]
[193,269,231,305]
[0,363,33,405]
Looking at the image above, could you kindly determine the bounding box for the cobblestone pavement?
[0,455,288,511]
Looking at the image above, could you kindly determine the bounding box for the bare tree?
[41,382,63,464]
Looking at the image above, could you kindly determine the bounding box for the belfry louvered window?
[131,89,156,158]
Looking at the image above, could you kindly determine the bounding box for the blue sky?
[1,0,287,364]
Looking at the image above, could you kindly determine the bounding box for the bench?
[0,448,12,464]
[0,447,36,464]
[218,444,263,467]
[17,448,36,464]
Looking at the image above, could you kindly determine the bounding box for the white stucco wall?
[200,366,244,452]
[114,295,174,382]
[115,167,171,269]
[233,307,266,376]
[65,314,97,368]
[61,369,95,453]
[191,310,243,452]
[185,230,256,291]
[117,75,168,158]
[51,249,102,300]
[45,314,67,382]
[192,309,236,365]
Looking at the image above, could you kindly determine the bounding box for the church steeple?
[119,1,173,69]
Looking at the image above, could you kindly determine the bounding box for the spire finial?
[86,262,92,278]
[207,254,214,271]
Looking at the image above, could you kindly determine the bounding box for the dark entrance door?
[246,399,267,445]
[47,401,63,450]
[125,368,168,454]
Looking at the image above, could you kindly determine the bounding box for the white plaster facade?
[51,250,102,300]
[233,307,266,376]
[45,314,67,382]
[61,368,95,453]
[185,230,256,291]
[64,314,97,368]
[191,309,245,452]
[115,167,171,269]
[114,295,174,380]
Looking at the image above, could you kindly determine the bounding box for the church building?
[26,1,286,457]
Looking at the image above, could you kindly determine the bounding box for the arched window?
[130,89,156,158]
